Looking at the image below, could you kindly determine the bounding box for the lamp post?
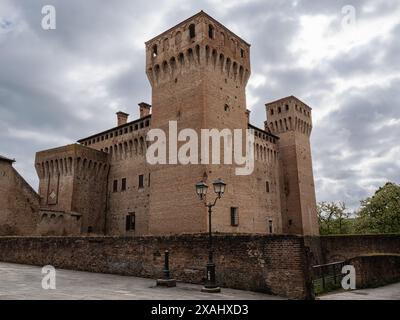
[195,178,226,293]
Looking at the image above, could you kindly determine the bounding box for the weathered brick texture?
[0,234,313,299]
[347,255,400,288]
[0,160,39,236]
[305,234,400,264]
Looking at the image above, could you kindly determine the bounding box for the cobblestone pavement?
[0,262,284,300]
[319,282,400,300]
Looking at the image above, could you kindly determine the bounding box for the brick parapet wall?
[305,234,400,264]
[0,234,312,299]
[348,254,400,288]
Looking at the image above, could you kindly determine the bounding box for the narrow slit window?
[269,220,273,234]
[230,207,239,226]
[138,174,144,189]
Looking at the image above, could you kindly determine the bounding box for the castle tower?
[145,11,251,234]
[35,144,109,235]
[266,96,319,235]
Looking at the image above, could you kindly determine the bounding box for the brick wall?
[348,255,400,288]
[35,144,110,234]
[306,234,400,264]
[0,234,312,299]
[0,161,39,236]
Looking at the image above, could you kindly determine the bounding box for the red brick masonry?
[0,234,313,299]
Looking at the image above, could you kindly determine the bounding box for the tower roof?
[265,95,312,110]
[145,10,251,47]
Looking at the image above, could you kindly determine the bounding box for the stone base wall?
[0,234,312,299]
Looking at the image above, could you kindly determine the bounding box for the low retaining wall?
[347,254,400,289]
[305,234,400,264]
[0,234,313,299]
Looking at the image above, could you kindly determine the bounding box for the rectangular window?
[148,173,151,187]
[125,213,136,231]
[113,180,118,193]
[121,178,127,191]
[138,175,144,189]
[266,181,270,193]
[230,207,239,227]
[269,220,273,234]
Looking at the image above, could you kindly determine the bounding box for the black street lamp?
[195,178,226,293]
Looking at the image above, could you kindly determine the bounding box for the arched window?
[162,61,168,74]
[212,49,218,67]
[219,54,224,72]
[232,62,238,79]
[189,24,196,39]
[208,25,214,39]
[170,57,176,72]
[226,58,232,76]
[152,44,158,58]
[187,48,194,62]
[178,52,184,66]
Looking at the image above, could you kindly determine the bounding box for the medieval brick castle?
[0,11,319,237]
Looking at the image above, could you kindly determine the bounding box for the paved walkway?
[319,282,400,300]
[0,262,283,300]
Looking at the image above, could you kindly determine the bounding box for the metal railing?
[312,261,346,295]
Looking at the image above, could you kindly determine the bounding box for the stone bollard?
[156,250,176,287]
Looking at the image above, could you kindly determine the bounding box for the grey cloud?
[311,79,400,208]
[0,0,399,208]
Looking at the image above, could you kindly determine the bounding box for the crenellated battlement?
[35,144,109,180]
[145,11,251,88]
[34,144,109,234]
[266,96,313,137]
[264,95,319,236]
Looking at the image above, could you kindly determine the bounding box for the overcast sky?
[1,0,399,210]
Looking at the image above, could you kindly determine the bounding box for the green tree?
[317,201,351,235]
[355,182,400,234]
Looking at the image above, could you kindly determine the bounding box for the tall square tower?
[145,11,252,234]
